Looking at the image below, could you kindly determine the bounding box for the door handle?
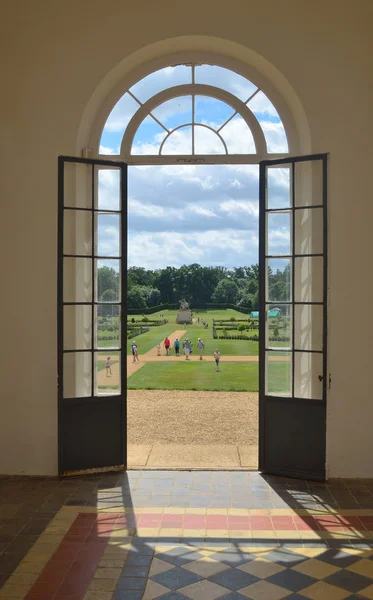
[318,375,323,382]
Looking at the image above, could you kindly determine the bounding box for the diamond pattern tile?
[317,549,361,569]
[238,558,286,578]
[299,580,351,599]
[150,558,178,577]
[209,567,259,591]
[182,558,230,578]
[239,579,292,599]
[291,558,341,579]
[142,579,170,600]
[156,548,204,567]
[347,559,373,578]
[359,583,373,599]
[3,472,373,600]
[264,549,308,568]
[266,568,317,592]
[324,568,373,592]
[150,566,202,590]
[208,551,256,566]
[179,579,230,600]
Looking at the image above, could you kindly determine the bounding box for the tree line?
[97,263,290,312]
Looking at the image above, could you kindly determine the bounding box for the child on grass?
[214,349,221,372]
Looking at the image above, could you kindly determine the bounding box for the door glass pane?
[267,211,291,256]
[96,351,120,395]
[266,351,291,396]
[64,306,92,350]
[295,208,323,255]
[267,167,291,209]
[294,305,323,351]
[64,258,92,303]
[96,259,120,302]
[97,169,121,211]
[64,210,92,256]
[96,305,120,349]
[96,214,120,257]
[294,352,323,399]
[63,352,91,398]
[294,256,323,303]
[266,305,292,350]
[64,162,92,208]
[267,259,291,302]
[295,160,323,207]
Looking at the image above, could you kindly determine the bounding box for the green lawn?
[127,360,290,393]
[127,361,256,391]
[126,309,259,356]
[126,323,180,355]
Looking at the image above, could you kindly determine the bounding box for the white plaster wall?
[0,0,372,476]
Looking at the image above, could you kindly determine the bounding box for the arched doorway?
[58,55,327,479]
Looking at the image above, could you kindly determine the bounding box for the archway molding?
[77,36,311,159]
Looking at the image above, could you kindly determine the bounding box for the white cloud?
[193,206,218,218]
[104,93,140,134]
[260,121,288,153]
[128,229,258,270]
[99,145,117,155]
[95,154,289,269]
[219,199,259,218]
[248,91,279,118]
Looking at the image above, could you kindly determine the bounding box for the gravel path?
[127,390,258,445]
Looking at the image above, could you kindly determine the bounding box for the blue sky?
[96,65,290,271]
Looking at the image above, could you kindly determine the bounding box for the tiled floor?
[1,472,373,599]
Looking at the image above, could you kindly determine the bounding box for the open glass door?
[58,156,127,474]
[259,154,327,480]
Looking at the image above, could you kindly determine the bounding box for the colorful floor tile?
[1,471,373,598]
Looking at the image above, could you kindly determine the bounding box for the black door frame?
[57,156,128,475]
[259,153,328,480]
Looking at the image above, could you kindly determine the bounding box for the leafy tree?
[97,266,119,301]
[127,286,147,309]
[212,279,239,304]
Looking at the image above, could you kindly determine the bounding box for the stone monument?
[176,299,193,325]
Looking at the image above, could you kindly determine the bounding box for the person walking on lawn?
[164,336,171,356]
[105,357,112,377]
[183,338,192,360]
[214,349,221,372]
[131,341,139,363]
[197,337,204,360]
[174,337,180,356]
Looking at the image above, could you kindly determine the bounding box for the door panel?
[259,154,327,480]
[58,156,127,475]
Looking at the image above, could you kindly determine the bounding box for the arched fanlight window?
[98,64,289,162]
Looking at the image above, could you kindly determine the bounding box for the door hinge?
[328,374,332,389]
